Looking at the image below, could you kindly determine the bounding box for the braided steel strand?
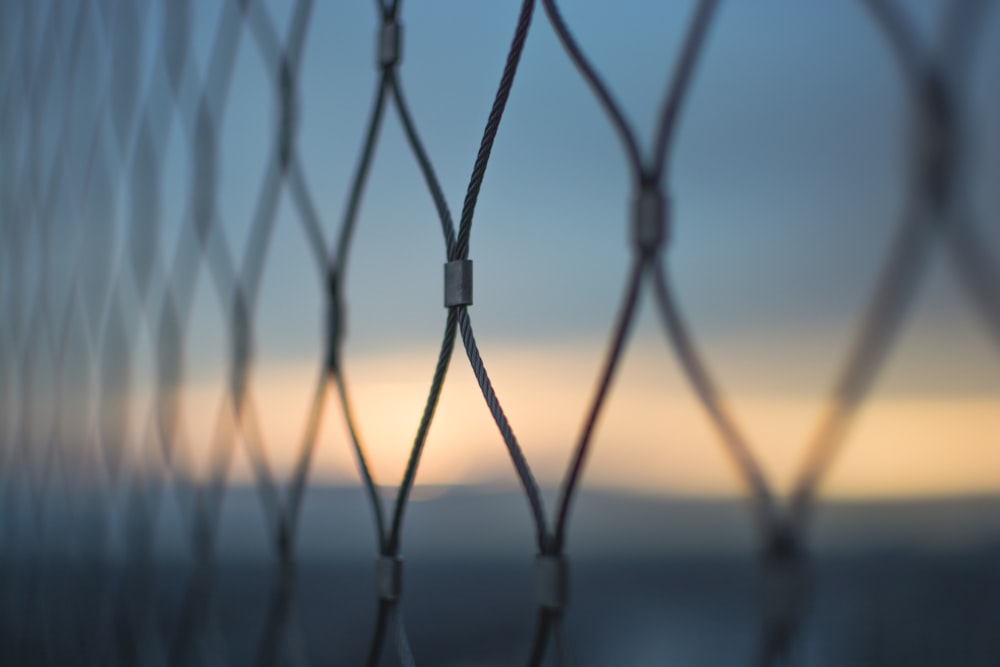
[114,2,189,655]
[239,155,285,305]
[160,1,257,658]
[393,605,417,667]
[386,310,459,554]
[233,395,283,545]
[539,0,642,180]
[388,73,457,250]
[439,0,544,553]
[365,599,392,667]
[552,259,645,553]
[240,0,279,65]
[321,2,462,661]
[287,160,329,273]
[377,0,401,23]
[285,371,330,544]
[937,0,1000,345]
[651,0,720,181]
[650,260,775,530]
[545,0,722,551]
[862,0,924,94]
[459,309,548,549]
[368,2,537,659]
[236,0,321,558]
[382,4,514,555]
[453,0,536,261]
[156,194,204,527]
[333,369,388,552]
[199,396,241,556]
[162,0,193,109]
[333,72,391,280]
[527,609,557,667]
[789,201,934,527]
[156,2,228,519]
[178,0,249,539]
[323,64,395,556]
[200,0,245,124]
[785,0,996,524]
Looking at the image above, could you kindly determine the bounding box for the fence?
[1,0,999,665]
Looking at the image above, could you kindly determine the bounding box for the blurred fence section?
[1,0,999,665]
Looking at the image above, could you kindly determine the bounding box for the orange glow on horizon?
[148,340,1000,501]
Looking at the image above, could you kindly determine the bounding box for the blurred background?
[1,0,999,665]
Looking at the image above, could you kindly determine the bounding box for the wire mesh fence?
[1,0,999,665]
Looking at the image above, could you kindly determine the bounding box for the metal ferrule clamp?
[325,275,343,373]
[376,555,403,601]
[535,554,568,611]
[444,259,473,307]
[379,21,402,69]
[633,187,668,255]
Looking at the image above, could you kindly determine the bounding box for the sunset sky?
[11,1,1000,502]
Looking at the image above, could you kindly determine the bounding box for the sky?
[4,0,1000,501]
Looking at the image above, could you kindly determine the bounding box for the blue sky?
[144,0,1000,394]
[4,0,999,497]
